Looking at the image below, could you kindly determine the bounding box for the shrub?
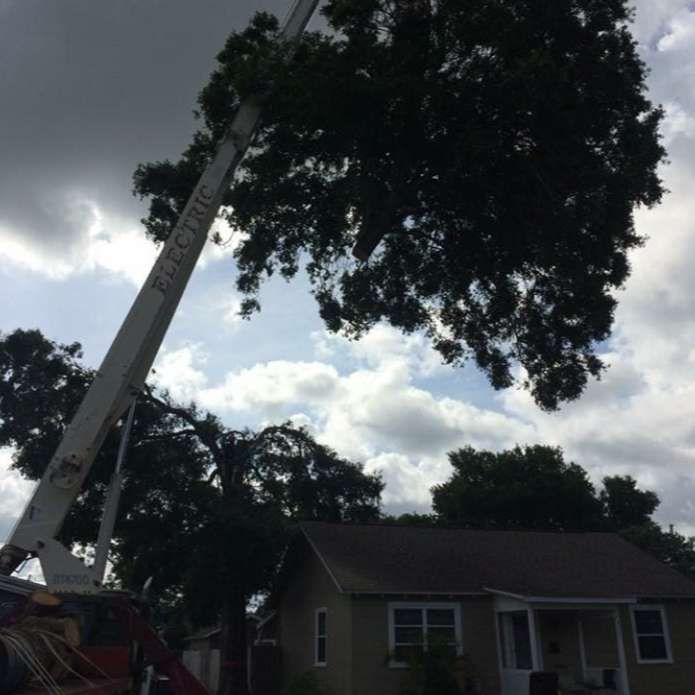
[285,671,329,695]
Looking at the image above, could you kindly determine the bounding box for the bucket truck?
[0,0,318,692]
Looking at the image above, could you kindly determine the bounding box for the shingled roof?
[299,521,695,600]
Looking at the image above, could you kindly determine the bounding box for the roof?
[185,626,221,642]
[184,615,261,642]
[299,521,695,600]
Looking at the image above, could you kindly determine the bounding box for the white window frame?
[630,605,673,664]
[387,601,463,668]
[314,607,327,667]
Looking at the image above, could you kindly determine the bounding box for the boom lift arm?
[0,0,319,593]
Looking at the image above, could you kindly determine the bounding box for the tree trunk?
[218,580,248,695]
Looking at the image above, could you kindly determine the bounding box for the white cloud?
[285,412,318,434]
[0,227,76,279]
[152,343,209,403]
[0,192,244,287]
[656,7,695,51]
[84,221,159,287]
[631,0,692,44]
[0,448,34,543]
[312,324,445,378]
[199,360,341,415]
[364,452,436,510]
[0,193,158,285]
[176,335,536,507]
[661,101,695,145]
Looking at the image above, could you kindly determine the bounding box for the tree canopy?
[0,328,383,694]
[432,445,605,531]
[429,443,695,579]
[134,0,665,410]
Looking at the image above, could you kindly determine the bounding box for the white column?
[527,608,542,671]
[577,617,587,682]
[613,609,631,695]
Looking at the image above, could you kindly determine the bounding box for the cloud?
[499,350,695,531]
[199,360,342,415]
[152,344,209,403]
[160,292,695,528]
[0,190,243,287]
[631,0,693,44]
[0,194,158,285]
[656,7,695,51]
[661,101,695,145]
[0,0,285,284]
[172,327,535,507]
[0,448,34,544]
[364,453,436,511]
[4,0,695,533]
[313,324,445,378]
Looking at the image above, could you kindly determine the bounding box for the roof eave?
[300,523,345,594]
[483,587,637,604]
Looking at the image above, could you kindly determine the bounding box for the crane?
[0,0,318,691]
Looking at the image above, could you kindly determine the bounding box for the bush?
[285,671,329,695]
[397,644,463,695]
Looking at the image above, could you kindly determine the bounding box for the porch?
[493,594,630,695]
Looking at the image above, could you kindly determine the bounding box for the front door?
[498,611,536,695]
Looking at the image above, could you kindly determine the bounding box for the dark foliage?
[432,445,605,531]
[621,522,695,580]
[0,328,383,693]
[600,474,660,529]
[432,443,695,579]
[134,0,665,410]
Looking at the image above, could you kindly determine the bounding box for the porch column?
[577,618,587,680]
[527,607,542,671]
[613,609,631,695]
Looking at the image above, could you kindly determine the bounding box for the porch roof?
[300,521,695,599]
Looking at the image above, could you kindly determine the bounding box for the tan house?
[259,521,695,695]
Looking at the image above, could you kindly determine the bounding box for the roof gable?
[300,521,695,599]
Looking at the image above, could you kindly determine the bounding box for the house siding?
[350,595,501,695]
[621,601,695,695]
[278,547,352,695]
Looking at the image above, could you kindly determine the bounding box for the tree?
[431,443,695,580]
[0,329,383,695]
[620,523,695,580]
[432,445,604,531]
[383,512,438,527]
[133,0,665,410]
[0,328,215,562]
[600,474,660,530]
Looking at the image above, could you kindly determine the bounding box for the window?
[388,603,462,667]
[498,611,533,670]
[631,606,672,663]
[315,608,327,666]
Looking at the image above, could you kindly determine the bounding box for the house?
[258,521,695,695]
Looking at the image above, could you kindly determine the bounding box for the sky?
[3,0,695,545]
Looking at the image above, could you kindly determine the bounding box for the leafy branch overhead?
[133,0,665,409]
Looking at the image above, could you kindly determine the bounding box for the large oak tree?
[134,0,665,410]
[0,329,383,694]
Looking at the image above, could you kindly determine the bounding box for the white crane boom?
[0,0,318,592]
